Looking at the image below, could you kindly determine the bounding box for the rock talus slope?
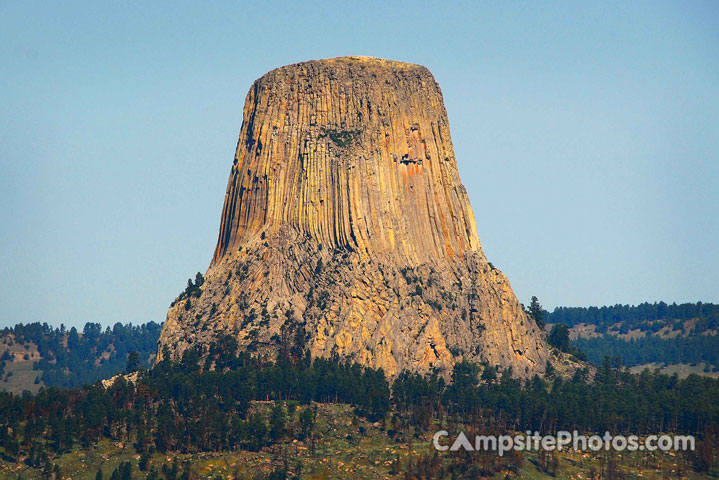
[157,57,550,377]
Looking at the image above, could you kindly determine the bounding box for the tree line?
[394,360,719,478]
[0,335,389,469]
[573,334,719,370]
[393,359,718,435]
[0,334,718,476]
[1,322,161,389]
[547,301,719,333]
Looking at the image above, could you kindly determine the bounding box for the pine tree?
[269,403,286,441]
[126,350,140,373]
[299,405,315,440]
[139,452,150,471]
[528,296,545,329]
[248,413,267,451]
[548,324,570,351]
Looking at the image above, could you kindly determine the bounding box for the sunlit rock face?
[157,57,550,377]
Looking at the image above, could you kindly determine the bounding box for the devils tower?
[157,56,550,377]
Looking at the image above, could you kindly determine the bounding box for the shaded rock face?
[157,57,550,377]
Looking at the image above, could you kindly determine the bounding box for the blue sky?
[1,1,717,329]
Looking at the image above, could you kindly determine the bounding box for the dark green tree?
[481,364,497,383]
[299,405,315,440]
[139,452,150,471]
[269,403,286,441]
[545,360,555,378]
[126,350,140,373]
[248,413,267,451]
[548,324,570,352]
[528,296,545,329]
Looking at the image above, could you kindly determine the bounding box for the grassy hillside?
[1,345,718,479]
[629,362,719,379]
[545,302,719,375]
[546,302,719,334]
[0,322,161,392]
[0,402,713,480]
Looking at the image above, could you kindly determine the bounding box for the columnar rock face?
[157,57,550,377]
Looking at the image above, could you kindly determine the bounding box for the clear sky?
[1,1,717,329]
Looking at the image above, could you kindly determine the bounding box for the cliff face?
[157,57,550,377]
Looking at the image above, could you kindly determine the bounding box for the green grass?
[1,339,44,394]
[629,362,719,379]
[1,359,43,395]
[321,129,360,148]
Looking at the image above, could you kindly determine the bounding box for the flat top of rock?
[259,56,430,80]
